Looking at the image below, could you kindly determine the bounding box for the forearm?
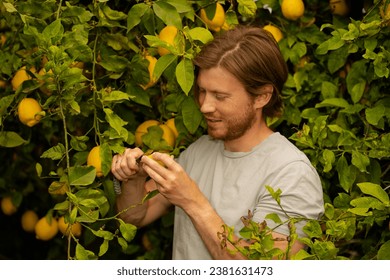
[185,197,247,260]
[115,177,148,226]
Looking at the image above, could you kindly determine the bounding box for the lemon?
[135,120,160,147]
[200,3,226,32]
[165,118,179,138]
[11,66,37,91]
[21,210,39,233]
[17,98,43,127]
[140,55,158,90]
[281,0,305,21]
[58,216,82,237]
[159,124,176,147]
[329,0,349,16]
[157,25,178,56]
[1,196,17,216]
[87,146,104,177]
[263,24,284,43]
[35,216,58,241]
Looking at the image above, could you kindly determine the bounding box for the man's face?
[197,67,257,141]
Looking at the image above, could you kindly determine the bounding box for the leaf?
[175,58,194,95]
[365,104,385,126]
[103,108,128,139]
[118,219,137,242]
[350,197,385,210]
[142,189,160,204]
[302,220,323,239]
[356,182,389,205]
[265,186,282,205]
[237,0,257,18]
[40,143,66,160]
[181,96,202,134]
[264,213,282,224]
[315,98,349,108]
[336,155,356,193]
[127,3,149,32]
[322,149,335,173]
[0,131,27,147]
[153,1,182,28]
[99,239,109,257]
[154,54,177,81]
[68,166,96,186]
[75,243,98,260]
[378,240,390,260]
[187,27,213,44]
[351,150,370,173]
[42,19,64,45]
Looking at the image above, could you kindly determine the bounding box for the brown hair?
[193,25,288,118]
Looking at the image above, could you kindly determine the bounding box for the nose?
[199,92,216,114]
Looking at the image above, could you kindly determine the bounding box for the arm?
[141,152,302,259]
[112,148,172,227]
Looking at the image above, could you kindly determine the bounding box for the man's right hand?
[111,147,147,181]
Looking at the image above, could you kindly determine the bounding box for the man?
[111,25,324,259]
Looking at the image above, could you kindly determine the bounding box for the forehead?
[197,67,246,93]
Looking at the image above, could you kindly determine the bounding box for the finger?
[151,152,176,170]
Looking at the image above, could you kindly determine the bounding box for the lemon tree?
[0,0,389,260]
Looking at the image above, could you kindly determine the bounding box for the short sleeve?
[252,160,324,237]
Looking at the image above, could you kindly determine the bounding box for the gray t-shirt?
[172,133,324,259]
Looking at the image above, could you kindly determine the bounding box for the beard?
[206,103,257,141]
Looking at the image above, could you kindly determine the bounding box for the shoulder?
[260,132,311,165]
[177,135,221,166]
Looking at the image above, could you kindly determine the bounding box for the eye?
[215,94,228,101]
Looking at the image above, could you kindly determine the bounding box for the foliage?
[0,0,389,260]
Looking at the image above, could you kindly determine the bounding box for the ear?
[254,84,273,109]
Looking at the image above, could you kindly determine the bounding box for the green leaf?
[351,150,370,173]
[118,219,137,242]
[350,197,385,210]
[348,207,372,216]
[154,54,177,81]
[336,155,356,193]
[42,19,64,45]
[356,182,389,205]
[265,186,282,205]
[153,1,182,28]
[142,189,160,204]
[176,58,194,95]
[302,220,323,239]
[127,3,149,32]
[181,96,202,134]
[40,143,66,160]
[316,98,349,108]
[378,240,390,260]
[68,166,96,186]
[75,243,98,260]
[365,104,386,126]
[99,239,109,257]
[322,149,335,173]
[264,213,282,224]
[0,131,28,148]
[187,27,213,44]
[237,0,257,18]
[104,108,128,140]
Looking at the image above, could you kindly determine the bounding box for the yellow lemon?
[11,66,37,91]
[329,0,349,16]
[57,216,82,237]
[17,98,43,127]
[35,216,58,241]
[135,120,160,147]
[200,3,226,32]
[263,24,284,43]
[165,118,179,139]
[140,55,158,90]
[159,124,176,147]
[21,210,39,233]
[281,0,305,21]
[87,146,104,177]
[1,196,17,216]
[157,25,178,56]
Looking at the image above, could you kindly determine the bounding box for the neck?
[223,117,273,152]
